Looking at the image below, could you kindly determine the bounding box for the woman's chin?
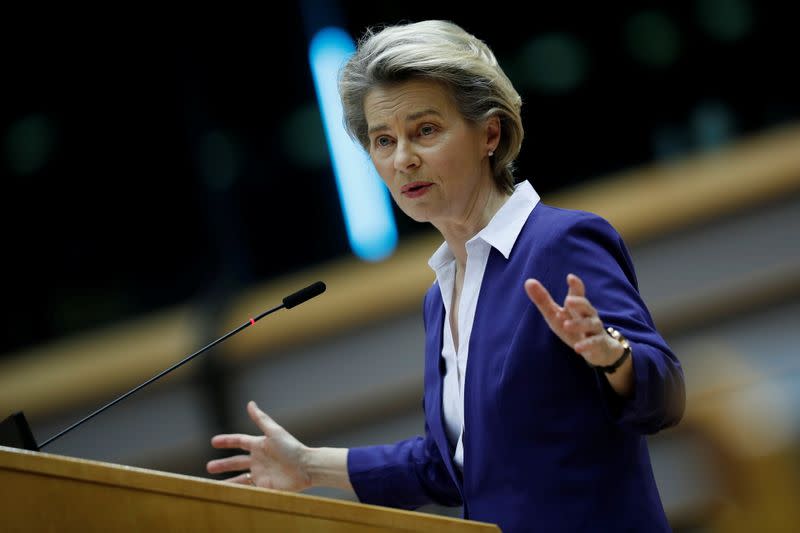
[403,208,434,224]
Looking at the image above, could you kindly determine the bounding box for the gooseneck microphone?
[4,281,327,451]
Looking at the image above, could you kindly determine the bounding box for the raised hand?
[524,273,625,369]
[207,401,312,491]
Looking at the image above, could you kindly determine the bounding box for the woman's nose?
[393,140,420,172]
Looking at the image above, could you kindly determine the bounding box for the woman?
[207,20,685,532]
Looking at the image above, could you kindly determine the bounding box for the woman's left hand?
[524,273,625,368]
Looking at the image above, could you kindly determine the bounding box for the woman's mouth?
[401,181,434,198]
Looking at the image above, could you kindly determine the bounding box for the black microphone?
[282,280,326,309]
[0,281,326,451]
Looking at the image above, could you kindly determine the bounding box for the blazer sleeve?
[549,213,686,434]
[347,418,462,509]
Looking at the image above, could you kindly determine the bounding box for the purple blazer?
[348,203,685,532]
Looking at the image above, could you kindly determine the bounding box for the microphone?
[0,281,326,451]
[282,281,325,309]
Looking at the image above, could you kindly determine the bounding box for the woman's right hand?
[206,401,312,491]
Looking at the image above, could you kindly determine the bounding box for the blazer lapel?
[424,291,463,488]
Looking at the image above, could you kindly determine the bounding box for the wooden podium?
[0,446,499,532]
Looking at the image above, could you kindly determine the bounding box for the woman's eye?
[420,125,436,136]
[375,136,392,147]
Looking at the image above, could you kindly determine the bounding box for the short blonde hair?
[339,20,524,193]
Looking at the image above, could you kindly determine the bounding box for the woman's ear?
[485,115,501,153]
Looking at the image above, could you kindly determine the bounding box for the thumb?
[247,401,280,436]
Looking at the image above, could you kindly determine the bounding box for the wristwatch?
[588,327,631,374]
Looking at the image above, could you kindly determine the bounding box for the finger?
[524,279,562,322]
[226,473,255,486]
[207,454,251,475]
[574,332,608,354]
[566,273,585,298]
[564,274,587,319]
[211,433,257,451]
[563,316,604,337]
[564,296,598,318]
[248,401,281,436]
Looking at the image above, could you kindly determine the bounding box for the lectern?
[0,446,499,532]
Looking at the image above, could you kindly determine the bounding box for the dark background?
[2,1,797,356]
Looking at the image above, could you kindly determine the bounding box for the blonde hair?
[339,20,524,193]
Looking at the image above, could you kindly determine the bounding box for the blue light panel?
[308,27,398,261]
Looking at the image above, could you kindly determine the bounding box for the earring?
[488,150,494,157]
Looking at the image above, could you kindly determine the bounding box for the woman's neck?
[434,184,511,270]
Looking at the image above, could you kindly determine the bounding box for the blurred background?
[2,1,799,531]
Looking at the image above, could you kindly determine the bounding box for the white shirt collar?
[427,180,540,271]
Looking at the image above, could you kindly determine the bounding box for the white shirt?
[427,181,540,469]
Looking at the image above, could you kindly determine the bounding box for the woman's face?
[364,79,498,226]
